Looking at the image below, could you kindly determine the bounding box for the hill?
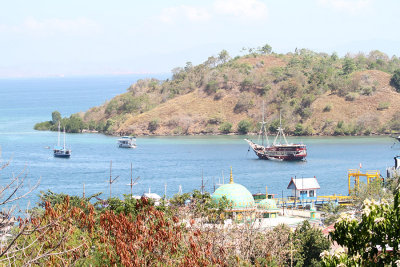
[36,47,400,136]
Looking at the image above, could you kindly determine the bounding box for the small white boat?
[117,136,137,148]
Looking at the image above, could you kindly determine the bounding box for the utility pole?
[83,183,85,199]
[282,190,285,216]
[108,160,119,199]
[213,177,215,193]
[202,170,204,194]
[126,163,139,198]
[130,163,133,196]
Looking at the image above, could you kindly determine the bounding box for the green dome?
[258,199,278,210]
[212,182,255,210]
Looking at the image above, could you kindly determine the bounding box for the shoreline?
[34,128,397,138]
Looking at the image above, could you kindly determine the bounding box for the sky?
[1,0,399,78]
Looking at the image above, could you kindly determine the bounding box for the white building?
[287,177,320,200]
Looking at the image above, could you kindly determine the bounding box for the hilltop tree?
[51,111,61,125]
[218,50,230,64]
[260,43,272,54]
[390,69,400,92]
[342,57,357,75]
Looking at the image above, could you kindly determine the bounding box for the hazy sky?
[1,0,399,78]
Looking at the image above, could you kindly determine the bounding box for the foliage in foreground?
[322,189,400,266]
[1,190,331,266]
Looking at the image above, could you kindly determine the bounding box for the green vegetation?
[293,221,330,266]
[148,119,159,133]
[322,189,400,266]
[34,46,400,136]
[390,69,400,92]
[377,101,390,110]
[237,119,252,134]
[322,104,332,112]
[219,122,232,133]
[34,111,88,133]
[2,188,331,266]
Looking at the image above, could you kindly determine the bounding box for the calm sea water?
[0,75,398,209]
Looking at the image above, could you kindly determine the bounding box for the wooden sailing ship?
[245,106,307,161]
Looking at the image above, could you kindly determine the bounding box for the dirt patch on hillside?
[311,70,400,132]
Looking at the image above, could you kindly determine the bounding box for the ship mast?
[259,101,269,147]
[273,111,289,145]
[57,121,61,147]
[63,126,66,149]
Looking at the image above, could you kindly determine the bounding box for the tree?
[390,69,400,92]
[350,178,391,211]
[65,115,84,133]
[322,190,400,266]
[218,50,230,64]
[293,220,330,266]
[219,122,232,134]
[342,57,356,75]
[260,44,272,54]
[51,111,61,125]
[237,120,252,134]
[148,119,159,133]
[294,123,304,136]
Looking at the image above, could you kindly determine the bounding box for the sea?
[0,75,398,210]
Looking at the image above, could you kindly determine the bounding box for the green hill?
[36,47,400,136]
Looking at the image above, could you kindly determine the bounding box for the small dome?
[212,183,255,210]
[212,168,255,210]
[258,199,278,210]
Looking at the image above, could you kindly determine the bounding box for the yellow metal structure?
[347,169,380,195]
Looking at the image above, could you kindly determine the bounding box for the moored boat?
[53,122,71,158]
[245,105,307,161]
[118,136,137,148]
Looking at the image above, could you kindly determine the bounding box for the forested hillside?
[36,46,400,136]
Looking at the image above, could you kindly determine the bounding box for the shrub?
[258,84,271,96]
[104,119,115,134]
[148,119,159,133]
[360,86,373,96]
[268,119,278,133]
[294,123,304,136]
[208,115,223,125]
[289,99,297,107]
[34,121,52,130]
[214,90,224,100]
[205,80,218,94]
[237,120,252,134]
[300,94,315,108]
[105,99,119,115]
[240,78,253,91]
[345,92,359,101]
[234,98,254,114]
[323,104,332,112]
[377,102,390,110]
[219,122,232,134]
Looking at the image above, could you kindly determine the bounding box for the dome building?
[258,198,279,218]
[212,168,256,222]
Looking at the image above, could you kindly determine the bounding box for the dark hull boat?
[53,147,71,158]
[53,122,71,158]
[245,140,306,161]
[245,105,307,161]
